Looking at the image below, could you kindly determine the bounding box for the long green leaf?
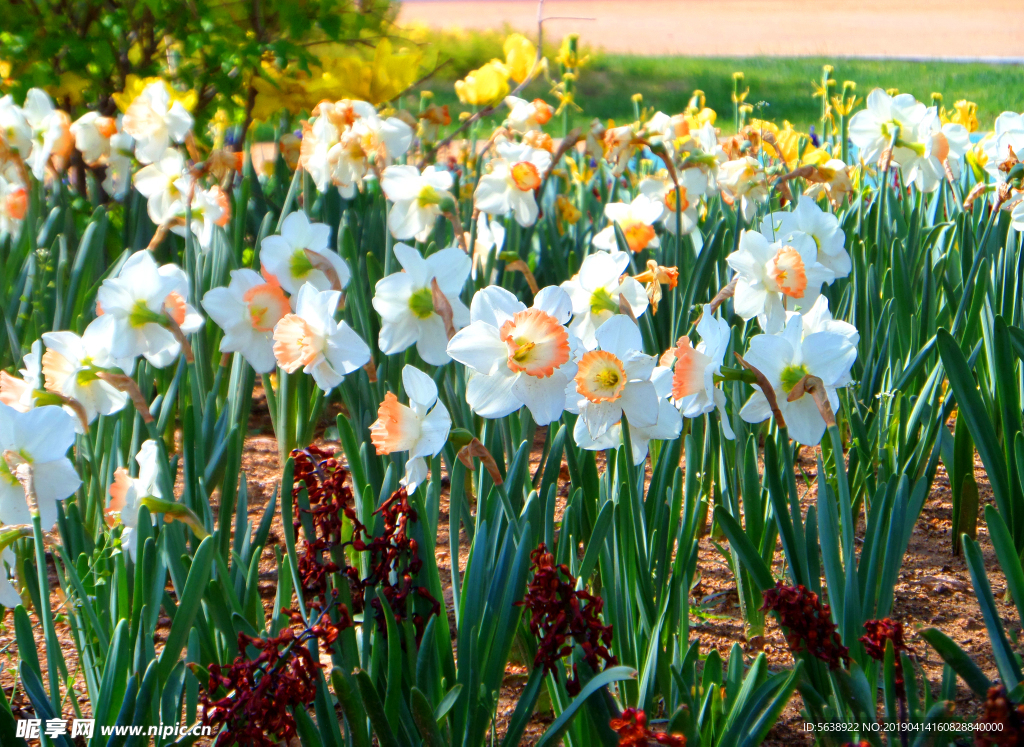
[535,666,637,747]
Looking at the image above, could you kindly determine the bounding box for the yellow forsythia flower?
[47,71,90,107]
[455,60,509,107]
[112,76,197,113]
[322,39,424,106]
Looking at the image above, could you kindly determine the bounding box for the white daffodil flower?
[299,100,374,193]
[0,340,42,412]
[592,194,663,253]
[982,112,1024,183]
[1013,201,1024,233]
[351,111,414,167]
[174,183,230,251]
[22,89,72,180]
[679,121,726,193]
[803,158,853,205]
[665,304,734,439]
[0,403,81,528]
[0,96,32,159]
[638,170,705,236]
[106,439,162,561]
[133,147,187,225]
[272,283,371,392]
[718,156,768,222]
[260,211,350,296]
[504,96,554,132]
[848,88,927,166]
[70,112,118,165]
[900,110,970,193]
[447,285,579,425]
[798,296,860,386]
[0,171,27,237]
[567,315,660,440]
[369,365,451,492]
[202,270,291,373]
[105,129,134,199]
[726,230,835,333]
[87,251,203,368]
[381,165,455,242]
[573,365,682,465]
[760,198,852,280]
[372,243,471,365]
[474,142,551,227]
[738,312,857,446]
[121,81,194,165]
[561,250,649,349]
[472,213,506,282]
[40,330,130,425]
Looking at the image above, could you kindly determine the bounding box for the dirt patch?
[1,410,1012,744]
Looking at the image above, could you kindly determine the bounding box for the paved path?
[399,0,1024,59]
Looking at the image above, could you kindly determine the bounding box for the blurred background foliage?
[0,0,400,132]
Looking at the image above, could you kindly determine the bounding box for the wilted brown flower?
[761,582,849,670]
[518,543,616,695]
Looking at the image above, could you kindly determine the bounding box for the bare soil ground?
[398,0,1024,60]
[1,390,1014,744]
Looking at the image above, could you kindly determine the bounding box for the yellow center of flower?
[510,161,542,191]
[663,187,689,213]
[767,246,808,299]
[780,363,810,393]
[499,308,570,378]
[589,287,620,316]
[576,350,627,403]
[290,248,315,279]
[243,281,290,332]
[128,299,165,328]
[417,184,442,207]
[408,287,435,319]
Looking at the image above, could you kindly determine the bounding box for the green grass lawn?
[410,52,1024,135]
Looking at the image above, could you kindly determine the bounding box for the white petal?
[402,365,438,408]
[466,370,521,418]
[447,322,507,374]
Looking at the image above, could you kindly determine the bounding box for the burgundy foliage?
[518,543,616,695]
[199,610,348,747]
[761,582,849,670]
